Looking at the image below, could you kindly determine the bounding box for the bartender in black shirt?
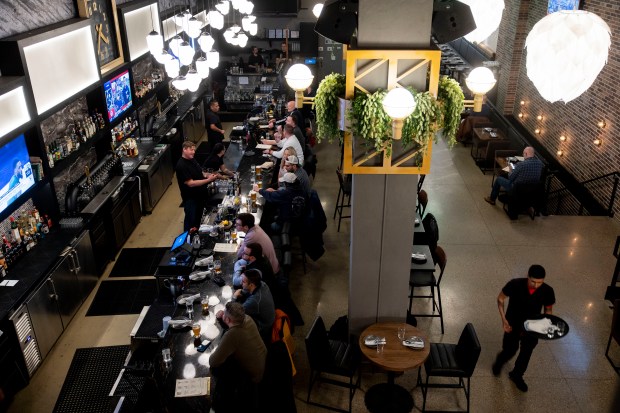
[206,99,225,151]
[247,46,264,72]
[176,140,219,231]
[203,143,234,177]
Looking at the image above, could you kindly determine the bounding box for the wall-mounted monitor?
[0,134,36,215]
[548,0,581,13]
[104,69,133,123]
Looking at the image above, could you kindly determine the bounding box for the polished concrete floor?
[8,126,620,413]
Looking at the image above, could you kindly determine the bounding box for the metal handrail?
[546,171,619,217]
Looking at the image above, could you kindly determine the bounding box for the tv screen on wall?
[0,134,35,215]
[104,69,133,123]
[548,0,581,13]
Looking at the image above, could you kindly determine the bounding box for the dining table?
[470,127,507,162]
[411,244,435,272]
[359,322,430,413]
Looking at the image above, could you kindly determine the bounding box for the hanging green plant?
[313,73,345,143]
[401,88,442,151]
[349,89,392,152]
[437,76,465,147]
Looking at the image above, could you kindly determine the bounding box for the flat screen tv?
[0,134,36,215]
[104,69,133,123]
[548,0,581,13]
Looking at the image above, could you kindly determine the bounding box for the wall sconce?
[597,120,606,128]
[535,128,541,135]
[536,115,544,121]
[518,112,524,118]
[559,135,566,142]
[285,64,314,108]
[382,88,417,140]
[464,67,497,112]
[520,100,525,106]
[593,138,602,146]
[557,150,564,156]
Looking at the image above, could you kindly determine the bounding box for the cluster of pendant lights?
[145,0,257,92]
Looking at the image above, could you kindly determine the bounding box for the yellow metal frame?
[343,49,441,175]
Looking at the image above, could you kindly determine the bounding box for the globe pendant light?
[155,49,173,64]
[237,31,248,48]
[461,0,505,43]
[198,32,215,53]
[231,24,241,33]
[230,32,240,46]
[172,75,188,91]
[165,59,180,78]
[382,88,417,139]
[216,0,230,15]
[224,28,236,44]
[186,68,201,92]
[242,16,251,31]
[187,17,202,38]
[181,10,192,34]
[196,56,210,79]
[525,10,611,103]
[169,35,183,57]
[146,30,164,55]
[207,49,220,69]
[178,41,195,66]
[231,0,242,10]
[208,10,225,30]
[173,12,185,27]
[249,22,258,36]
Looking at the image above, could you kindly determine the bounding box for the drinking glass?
[192,322,201,338]
[224,231,231,242]
[397,327,406,341]
[231,231,237,242]
[162,316,171,333]
[214,260,222,274]
[251,165,256,173]
[556,321,566,337]
[208,262,215,272]
[257,181,263,189]
[201,298,209,316]
[547,327,555,339]
[376,341,384,354]
[162,348,172,363]
[186,301,194,319]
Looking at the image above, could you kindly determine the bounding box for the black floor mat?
[86,279,158,316]
[53,345,131,413]
[109,248,169,277]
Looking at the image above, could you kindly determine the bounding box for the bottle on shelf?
[10,217,21,244]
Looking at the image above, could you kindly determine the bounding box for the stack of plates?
[402,336,425,349]
[364,335,386,347]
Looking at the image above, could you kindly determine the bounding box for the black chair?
[417,189,428,219]
[305,316,361,413]
[414,213,439,253]
[333,168,351,232]
[417,323,481,413]
[499,181,545,220]
[605,299,620,374]
[417,174,426,194]
[408,245,446,334]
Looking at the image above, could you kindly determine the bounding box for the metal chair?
[408,245,446,334]
[305,316,361,413]
[605,299,620,374]
[416,189,428,219]
[417,323,481,413]
[333,168,351,232]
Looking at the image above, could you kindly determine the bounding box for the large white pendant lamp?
[187,17,202,38]
[169,35,183,57]
[223,28,236,44]
[249,23,258,36]
[230,32,240,46]
[146,31,164,55]
[208,10,225,30]
[465,67,496,111]
[216,1,230,15]
[461,0,505,43]
[178,41,195,66]
[242,16,251,31]
[207,49,220,69]
[165,59,180,78]
[186,68,201,92]
[196,56,210,79]
[237,31,248,48]
[198,32,215,53]
[154,49,172,64]
[231,0,243,10]
[172,75,188,91]
[525,10,611,103]
[231,24,241,33]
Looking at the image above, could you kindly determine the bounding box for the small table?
[471,127,507,161]
[359,322,430,413]
[410,244,435,272]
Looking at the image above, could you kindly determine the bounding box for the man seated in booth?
[231,269,276,343]
[235,213,280,275]
[484,146,543,206]
[210,302,267,410]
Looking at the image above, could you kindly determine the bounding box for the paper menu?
[175,377,210,397]
[214,243,239,253]
[255,144,272,149]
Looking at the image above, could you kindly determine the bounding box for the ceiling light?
[178,41,195,66]
[462,0,505,43]
[196,57,210,79]
[146,30,164,55]
[313,3,324,18]
[198,32,215,53]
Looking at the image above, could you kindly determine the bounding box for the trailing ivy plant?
[313,73,345,143]
[437,76,465,147]
[349,89,392,152]
[401,87,442,151]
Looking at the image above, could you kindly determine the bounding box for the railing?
[546,171,619,217]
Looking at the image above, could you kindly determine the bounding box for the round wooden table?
[359,322,430,413]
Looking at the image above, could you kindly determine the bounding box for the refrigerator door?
[73,230,98,301]
[50,249,81,329]
[26,278,63,359]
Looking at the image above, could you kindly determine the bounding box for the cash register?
[156,231,195,276]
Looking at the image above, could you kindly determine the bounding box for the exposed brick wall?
[496,0,620,220]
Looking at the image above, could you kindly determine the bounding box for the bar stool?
[333,168,351,232]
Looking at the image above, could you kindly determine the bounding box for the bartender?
[203,143,234,178]
[247,46,264,72]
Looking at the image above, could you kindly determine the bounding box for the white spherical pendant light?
[186,69,201,92]
[169,35,183,57]
[146,31,164,55]
[172,75,188,91]
[207,50,220,69]
[165,59,180,78]
[461,0,505,43]
[198,32,215,53]
[249,23,258,36]
[178,41,195,66]
[525,10,611,103]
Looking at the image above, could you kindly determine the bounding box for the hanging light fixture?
[196,56,210,79]
[249,22,258,36]
[525,10,611,103]
[169,35,183,57]
[165,58,180,77]
[187,16,202,38]
[207,49,220,69]
[231,23,241,33]
[216,0,230,15]
[242,16,251,31]
[178,41,195,66]
[198,32,215,53]
[208,10,225,29]
[224,27,236,44]
[461,0,505,43]
[313,3,324,18]
[186,68,202,92]
[231,0,243,10]
[230,32,240,46]
[285,64,314,108]
[382,88,417,140]
[173,11,185,27]
[172,75,188,91]
[237,31,248,48]
[464,67,497,111]
[154,49,173,64]
[145,3,163,55]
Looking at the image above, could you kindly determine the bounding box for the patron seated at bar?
[210,302,267,410]
[233,243,275,289]
[269,100,304,132]
[203,143,234,178]
[484,146,543,206]
[176,141,220,231]
[234,212,280,275]
[265,125,304,166]
[229,269,275,343]
[255,172,306,233]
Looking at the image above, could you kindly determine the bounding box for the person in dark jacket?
[255,172,306,233]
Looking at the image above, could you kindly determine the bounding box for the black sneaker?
[492,360,502,376]
[509,371,528,392]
